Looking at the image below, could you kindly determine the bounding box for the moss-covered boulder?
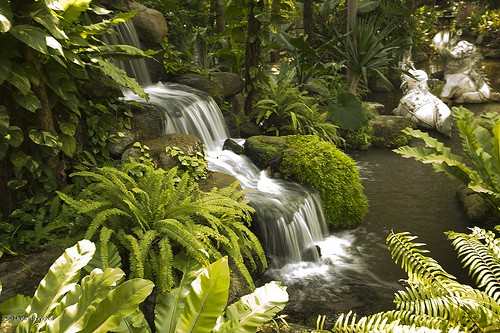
[368,115,414,148]
[244,135,368,228]
[244,136,287,170]
[279,135,368,228]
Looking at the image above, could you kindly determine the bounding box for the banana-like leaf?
[175,257,230,333]
[77,278,154,333]
[45,267,125,333]
[0,294,32,320]
[27,239,95,318]
[215,281,289,333]
[114,308,152,333]
[155,259,200,333]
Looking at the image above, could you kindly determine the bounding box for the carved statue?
[440,40,492,103]
[394,69,453,137]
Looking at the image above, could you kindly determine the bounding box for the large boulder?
[107,104,165,156]
[210,72,245,98]
[368,115,414,148]
[122,133,204,169]
[170,73,224,101]
[244,136,287,171]
[127,1,168,45]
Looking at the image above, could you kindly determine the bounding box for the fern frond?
[84,208,130,240]
[99,227,114,268]
[447,229,500,302]
[387,232,457,287]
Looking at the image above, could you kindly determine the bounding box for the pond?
[261,55,500,325]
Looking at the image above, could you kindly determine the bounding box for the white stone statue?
[440,40,492,104]
[394,69,453,137]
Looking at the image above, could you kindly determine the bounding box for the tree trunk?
[346,0,358,94]
[303,0,314,42]
[214,0,226,33]
[244,0,263,115]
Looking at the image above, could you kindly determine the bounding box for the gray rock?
[211,72,244,98]
[368,115,414,148]
[171,73,224,100]
[456,185,491,221]
[128,1,168,45]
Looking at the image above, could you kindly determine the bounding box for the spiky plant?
[332,229,500,332]
[57,159,267,292]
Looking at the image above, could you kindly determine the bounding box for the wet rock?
[197,171,240,192]
[244,136,287,170]
[223,138,244,155]
[456,185,491,222]
[170,73,224,101]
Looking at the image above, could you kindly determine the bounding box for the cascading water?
[123,83,328,266]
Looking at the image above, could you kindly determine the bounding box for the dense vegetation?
[1,0,499,331]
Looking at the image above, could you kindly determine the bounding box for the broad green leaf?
[12,91,42,112]
[9,150,30,169]
[48,0,92,22]
[91,59,148,100]
[31,2,68,39]
[175,257,230,333]
[215,281,289,333]
[60,122,77,136]
[78,278,154,333]
[155,259,201,333]
[10,25,49,54]
[114,308,152,333]
[29,130,62,149]
[45,267,125,333]
[0,1,12,32]
[0,294,32,319]
[8,126,24,147]
[59,133,77,157]
[27,240,96,318]
[0,106,9,135]
[46,36,64,57]
[329,92,367,130]
[9,63,31,95]
[0,57,12,84]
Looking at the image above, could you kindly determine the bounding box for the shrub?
[57,158,267,292]
[279,135,368,228]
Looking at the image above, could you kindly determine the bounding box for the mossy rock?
[279,135,368,228]
[244,136,287,170]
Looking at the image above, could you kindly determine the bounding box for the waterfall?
[116,21,329,267]
[103,20,152,86]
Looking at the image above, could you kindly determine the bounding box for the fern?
[57,158,266,292]
[331,231,500,332]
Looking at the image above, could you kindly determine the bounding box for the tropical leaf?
[77,278,154,333]
[215,281,289,333]
[27,239,95,318]
[175,257,230,333]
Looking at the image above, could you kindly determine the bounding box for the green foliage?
[255,70,340,144]
[468,9,500,46]
[331,230,500,332]
[155,256,289,333]
[0,239,154,333]
[166,146,209,181]
[56,158,266,292]
[0,0,151,222]
[279,135,368,228]
[394,106,500,216]
[328,14,404,94]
